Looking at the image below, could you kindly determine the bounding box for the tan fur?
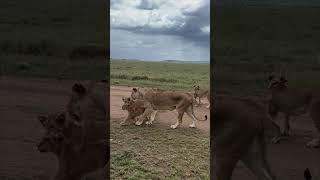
[37,112,107,180]
[37,82,108,180]
[212,95,281,180]
[267,72,320,147]
[120,97,151,125]
[131,88,207,128]
[193,84,210,109]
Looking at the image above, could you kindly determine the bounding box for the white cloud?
[110,0,208,32]
[201,25,210,34]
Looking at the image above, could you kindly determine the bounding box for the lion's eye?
[72,114,80,121]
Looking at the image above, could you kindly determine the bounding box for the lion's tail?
[190,105,208,121]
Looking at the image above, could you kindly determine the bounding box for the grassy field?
[213,6,320,96]
[110,119,210,180]
[1,55,106,80]
[111,59,210,90]
[0,0,107,80]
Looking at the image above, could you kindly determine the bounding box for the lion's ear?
[72,83,87,97]
[132,88,137,92]
[268,74,274,81]
[38,115,48,127]
[122,97,126,102]
[128,97,131,101]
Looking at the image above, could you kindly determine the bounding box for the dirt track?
[1,78,319,180]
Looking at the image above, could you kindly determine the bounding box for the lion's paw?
[170,124,178,129]
[306,138,320,148]
[135,121,143,126]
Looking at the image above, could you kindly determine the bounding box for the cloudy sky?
[110,0,210,61]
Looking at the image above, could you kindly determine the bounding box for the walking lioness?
[131,87,207,129]
[267,70,320,148]
[212,95,281,180]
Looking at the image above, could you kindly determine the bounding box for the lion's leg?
[268,103,278,119]
[212,153,237,180]
[170,112,184,129]
[241,136,276,180]
[146,110,158,125]
[186,107,197,128]
[120,116,131,126]
[306,138,320,148]
[282,113,291,136]
[206,95,210,109]
[198,97,202,105]
[135,107,153,126]
[306,102,320,148]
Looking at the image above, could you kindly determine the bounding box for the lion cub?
[121,97,154,126]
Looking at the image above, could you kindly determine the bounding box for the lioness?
[121,97,155,125]
[212,95,281,180]
[37,112,108,180]
[131,87,207,129]
[66,82,107,142]
[193,84,210,108]
[267,72,320,147]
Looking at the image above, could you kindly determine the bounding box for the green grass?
[110,59,210,90]
[1,55,106,80]
[110,120,210,180]
[213,6,320,96]
[0,0,106,80]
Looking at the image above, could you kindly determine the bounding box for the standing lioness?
[131,88,207,129]
[267,72,320,147]
[193,84,210,109]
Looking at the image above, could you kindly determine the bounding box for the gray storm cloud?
[110,0,210,61]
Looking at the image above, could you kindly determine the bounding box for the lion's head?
[37,112,72,154]
[267,72,288,89]
[121,97,133,110]
[131,88,144,100]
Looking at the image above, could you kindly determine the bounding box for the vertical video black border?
[106,0,111,178]
[210,0,215,179]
